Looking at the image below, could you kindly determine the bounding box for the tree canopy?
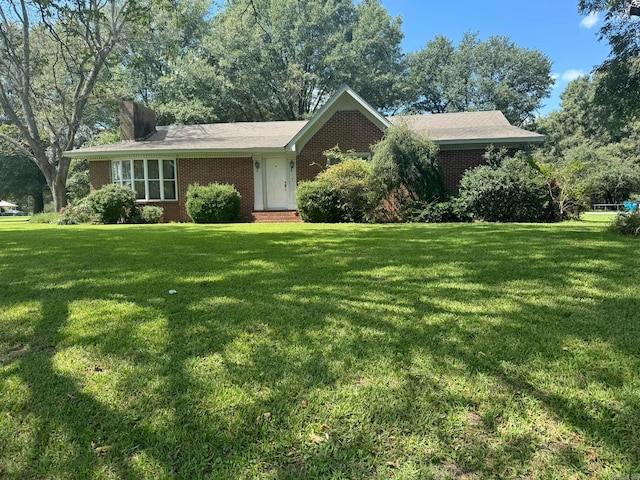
[406,32,553,126]
[578,0,640,129]
[0,0,150,210]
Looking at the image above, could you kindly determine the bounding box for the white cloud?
[561,69,586,82]
[580,12,600,29]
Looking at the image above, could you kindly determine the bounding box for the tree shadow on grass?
[1,222,639,478]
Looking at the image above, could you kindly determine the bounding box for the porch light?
[290,160,295,170]
[255,161,260,169]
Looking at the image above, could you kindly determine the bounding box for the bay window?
[112,159,177,201]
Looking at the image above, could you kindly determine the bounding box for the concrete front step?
[252,210,302,223]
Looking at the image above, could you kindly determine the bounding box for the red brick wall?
[89,161,111,191]
[88,157,254,222]
[297,110,385,183]
[439,149,487,195]
[175,157,254,222]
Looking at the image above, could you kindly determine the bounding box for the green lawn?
[1,215,638,479]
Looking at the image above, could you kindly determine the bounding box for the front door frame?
[253,153,297,211]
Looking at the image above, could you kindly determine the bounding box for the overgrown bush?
[610,211,640,237]
[186,183,241,223]
[296,181,342,223]
[411,198,472,223]
[372,123,445,210]
[297,159,383,223]
[316,159,382,222]
[459,156,557,222]
[140,205,164,223]
[85,184,137,224]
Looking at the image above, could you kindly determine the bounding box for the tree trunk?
[32,189,44,213]
[52,177,68,212]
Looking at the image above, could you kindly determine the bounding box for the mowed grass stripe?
[0,215,638,479]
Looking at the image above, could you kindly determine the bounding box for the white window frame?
[111,159,178,201]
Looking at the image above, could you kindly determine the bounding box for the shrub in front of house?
[186,183,241,223]
[459,157,556,222]
[139,205,164,224]
[297,159,383,223]
[610,211,640,237]
[296,181,343,223]
[410,197,472,223]
[372,123,445,217]
[316,159,383,222]
[85,184,137,224]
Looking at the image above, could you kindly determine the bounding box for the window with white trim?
[326,152,371,166]
[112,159,177,201]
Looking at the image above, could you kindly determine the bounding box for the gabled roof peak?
[285,85,391,152]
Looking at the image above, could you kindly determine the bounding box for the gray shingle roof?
[66,110,543,158]
[389,111,544,144]
[71,120,308,155]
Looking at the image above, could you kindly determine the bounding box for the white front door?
[266,158,288,209]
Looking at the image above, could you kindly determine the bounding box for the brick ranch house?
[65,86,544,222]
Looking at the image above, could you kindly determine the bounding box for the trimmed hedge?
[186,183,241,223]
[296,181,342,223]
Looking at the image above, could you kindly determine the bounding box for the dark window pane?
[148,160,159,180]
[122,161,131,180]
[164,181,176,200]
[163,160,175,179]
[135,181,145,199]
[134,160,145,179]
[148,180,161,199]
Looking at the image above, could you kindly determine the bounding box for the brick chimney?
[120,101,157,142]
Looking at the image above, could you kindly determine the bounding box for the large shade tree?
[406,32,554,126]
[0,0,146,210]
[578,0,640,131]
[155,0,405,123]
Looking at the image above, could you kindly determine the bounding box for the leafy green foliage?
[28,212,61,224]
[186,183,241,223]
[460,156,556,222]
[406,32,553,125]
[85,184,138,224]
[372,123,444,211]
[410,198,471,223]
[66,159,90,204]
[610,211,640,237]
[140,205,165,224]
[297,159,381,223]
[161,0,405,122]
[296,181,342,223]
[316,159,383,222]
[0,154,48,213]
[578,0,640,130]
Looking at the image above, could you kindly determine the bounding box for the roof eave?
[434,135,545,146]
[64,146,288,159]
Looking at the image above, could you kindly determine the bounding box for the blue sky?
[378,0,612,115]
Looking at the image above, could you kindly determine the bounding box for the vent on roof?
[120,101,156,142]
